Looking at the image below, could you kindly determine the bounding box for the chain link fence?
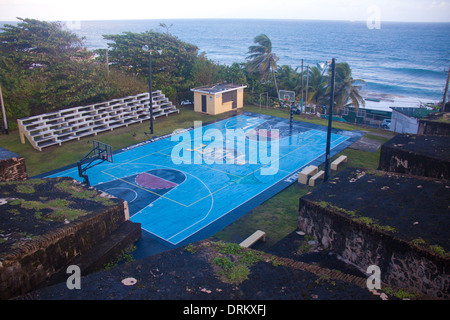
[244,92,393,130]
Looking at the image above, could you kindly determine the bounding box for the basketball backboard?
[279,90,295,104]
[77,140,113,186]
[93,140,113,163]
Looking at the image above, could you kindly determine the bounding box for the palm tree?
[246,34,280,98]
[307,66,328,106]
[332,62,366,111]
[277,65,301,95]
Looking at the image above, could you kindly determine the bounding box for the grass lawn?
[213,135,385,247]
[0,106,238,177]
[0,104,394,247]
[214,105,394,246]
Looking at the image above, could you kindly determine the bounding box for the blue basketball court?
[42,112,362,254]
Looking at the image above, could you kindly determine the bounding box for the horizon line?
[1,17,450,24]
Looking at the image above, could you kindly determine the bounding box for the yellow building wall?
[193,88,245,115]
[236,87,244,108]
[193,91,215,114]
[213,93,229,115]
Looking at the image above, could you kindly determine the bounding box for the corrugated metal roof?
[191,83,246,94]
[391,107,436,119]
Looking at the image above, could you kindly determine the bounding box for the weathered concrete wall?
[0,147,27,181]
[378,135,450,179]
[418,113,450,136]
[418,120,450,136]
[298,199,449,299]
[0,202,127,299]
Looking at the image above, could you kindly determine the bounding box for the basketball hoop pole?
[324,58,336,182]
[289,101,294,129]
[279,90,295,130]
[77,141,113,187]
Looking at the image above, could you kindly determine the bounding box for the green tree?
[332,62,366,111]
[223,62,248,86]
[246,34,280,98]
[192,53,222,86]
[159,22,173,35]
[307,66,329,106]
[98,30,199,102]
[277,65,301,95]
[0,18,146,127]
[0,18,98,119]
[0,18,84,71]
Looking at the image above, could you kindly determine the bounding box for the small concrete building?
[390,107,436,134]
[191,83,247,115]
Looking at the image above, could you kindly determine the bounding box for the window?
[222,90,236,103]
[357,109,366,118]
[222,90,238,109]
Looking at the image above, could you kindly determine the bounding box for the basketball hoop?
[77,140,113,187]
[279,90,295,105]
[279,90,296,129]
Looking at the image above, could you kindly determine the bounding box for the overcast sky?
[0,0,449,22]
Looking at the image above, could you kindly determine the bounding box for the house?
[390,107,437,134]
[341,105,392,127]
[191,83,247,115]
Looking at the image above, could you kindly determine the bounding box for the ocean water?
[2,19,450,106]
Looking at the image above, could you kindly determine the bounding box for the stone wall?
[378,134,450,179]
[0,147,27,181]
[418,120,450,136]
[298,199,449,299]
[0,201,127,299]
[418,113,450,136]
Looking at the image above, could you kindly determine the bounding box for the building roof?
[391,107,436,119]
[191,83,247,94]
[0,146,21,161]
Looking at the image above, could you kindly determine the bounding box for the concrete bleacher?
[17,91,179,151]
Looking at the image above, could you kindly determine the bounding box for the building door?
[201,95,207,112]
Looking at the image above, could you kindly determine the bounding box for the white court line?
[44,114,353,246]
[117,129,341,208]
[140,133,351,245]
[121,163,214,244]
[103,187,138,203]
[102,169,188,207]
[164,134,351,245]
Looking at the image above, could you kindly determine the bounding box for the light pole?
[0,84,8,135]
[142,46,162,135]
[441,64,450,112]
[324,58,336,182]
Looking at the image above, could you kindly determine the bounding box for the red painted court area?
[135,172,179,190]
